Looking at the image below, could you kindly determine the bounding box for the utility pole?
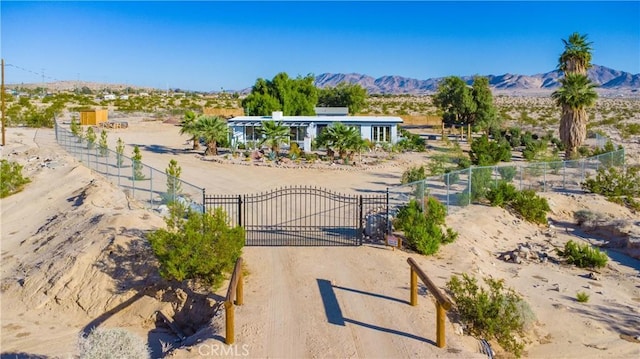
[2,58,6,146]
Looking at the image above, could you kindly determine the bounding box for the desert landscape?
[1,93,639,358]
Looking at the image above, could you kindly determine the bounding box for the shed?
[80,109,108,126]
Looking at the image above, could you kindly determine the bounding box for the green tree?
[552,72,598,158]
[317,83,368,114]
[433,76,477,142]
[85,126,97,149]
[70,116,81,137]
[471,76,501,134]
[165,159,182,203]
[147,207,245,289]
[258,120,290,157]
[116,137,125,168]
[242,72,318,116]
[98,129,109,156]
[196,115,228,156]
[179,110,200,150]
[132,145,144,180]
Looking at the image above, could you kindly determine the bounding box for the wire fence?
[388,148,625,214]
[54,121,204,213]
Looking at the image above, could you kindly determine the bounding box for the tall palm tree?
[196,115,228,156]
[554,32,598,158]
[552,73,598,158]
[179,110,200,150]
[258,120,289,156]
[559,33,593,75]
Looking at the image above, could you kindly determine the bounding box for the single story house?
[228,111,403,152]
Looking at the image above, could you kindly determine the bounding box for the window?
[289,125,308,143]
[372,126,391,142]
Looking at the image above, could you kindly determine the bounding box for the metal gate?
[204,186,388,246]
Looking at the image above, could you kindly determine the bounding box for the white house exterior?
[228,111,403,152]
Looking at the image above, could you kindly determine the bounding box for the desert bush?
[511,190,550,225]
[582,166,640,211]
[497,166,517,182]
[470,134,511,166]
[394,198,457,255]
[447,273,532,358]
[78,327,150,359]
[556,240,608,268]
[147,206,245,289]
[401,165,426,184]
[487,181,518,207]
[576,291,590,303]
[397,128,426,152]
[0,160,31,198]
[289,142,302,160]
[470,167,494,202]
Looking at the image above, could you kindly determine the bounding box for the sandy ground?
[1,121,639,358]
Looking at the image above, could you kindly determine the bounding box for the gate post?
[386,188,390,236]
[358,195,363,245]
[237,194,243,227]
[202,188,206,214]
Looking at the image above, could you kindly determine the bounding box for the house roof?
[228,115,403,126]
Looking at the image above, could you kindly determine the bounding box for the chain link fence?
[54,121,204,213]
[389,148,625,214]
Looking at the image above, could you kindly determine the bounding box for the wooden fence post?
[225,301,234,345]
[410,268,418,306]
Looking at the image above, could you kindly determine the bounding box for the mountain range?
[313,65,639,96]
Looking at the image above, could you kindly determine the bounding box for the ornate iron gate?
[204,186,388,246]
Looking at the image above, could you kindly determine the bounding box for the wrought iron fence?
[389,148,625,213]
[54,121,204,213]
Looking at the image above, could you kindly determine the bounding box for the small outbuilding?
[79,109,108,126]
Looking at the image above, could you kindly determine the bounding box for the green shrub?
[556,240,608,268]
[401,165,426,184]
[0,160,31,198]
[78,327,150,359]
[394,198,457,255]
[497,166,517,182]
[148,206,245,289]
[470,167,494,202]
[511,190,550,225]
[289,142,302,160]
[470,134,512,166]
[487,181,518,207]
[576,291,590,303]
[582,166,639,211]
[447,273,531,358]
[397,128,426,152]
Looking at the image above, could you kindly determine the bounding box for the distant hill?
[314,65,640,96]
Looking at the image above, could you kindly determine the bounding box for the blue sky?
[2,1,639,91]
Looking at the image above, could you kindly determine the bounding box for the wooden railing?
[407,257,453,348]
[225,257,244,344]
